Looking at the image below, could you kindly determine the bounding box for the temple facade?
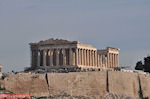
[30,38,119,68]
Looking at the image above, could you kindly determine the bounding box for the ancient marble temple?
[30,38,119,68]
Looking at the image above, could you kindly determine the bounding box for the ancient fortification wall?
[1,71,150,98]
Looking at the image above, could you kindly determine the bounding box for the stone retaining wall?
[1,71,150,98]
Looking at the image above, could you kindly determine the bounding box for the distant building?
[29,38,119,69]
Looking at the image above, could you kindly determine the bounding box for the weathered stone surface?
[139,74,150,98]
[1,71,150,98]
[1,73,49,96]
[1,72,106,98]
[47,72,106,98]
[108,71,139,97]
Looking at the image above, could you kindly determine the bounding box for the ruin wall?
[1,71,150,98]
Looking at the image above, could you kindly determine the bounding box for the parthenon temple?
[30,38,119,68]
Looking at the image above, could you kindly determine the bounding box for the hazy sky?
[0,0,150,72]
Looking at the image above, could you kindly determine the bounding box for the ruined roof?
[29,38,79,45]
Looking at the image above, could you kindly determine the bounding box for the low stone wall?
[1,71,150,98]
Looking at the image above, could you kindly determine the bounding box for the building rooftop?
[29,38,79,45]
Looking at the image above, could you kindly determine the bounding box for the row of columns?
[98,53,119,68]
[31,48,119,68]
[37,48,72,67]
[76,49,98,67]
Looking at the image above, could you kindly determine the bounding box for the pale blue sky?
[0,0,150,72]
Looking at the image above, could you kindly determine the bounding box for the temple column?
[49,49,53,66]
[87,50,89,66]
[32,50,37,67]
[90,50,93,66]
[69,48,72,66]
[83,49,85,66]
[48,50,50,66]
[112,53,113,68]
[37,50,40,66]
[115,54,117,67]
[43,50,46,66]
[89,50,91,66]
[99,55,102,67]
[84,49,87,66]
[75,48,78,66]
[78,49,80,65]
[107,53,109,68]
[112,53,114,68]
[56,49,60,66]
[114,54,116,67]
[80,49,82,65]
[92,51,94,66]
[116,54,119,67]
[62,49,66,66]
[95,51,97,67]
[105,55,107,68]
[82,49,84,66]
[97,54,99,67]
[109,53,112,68]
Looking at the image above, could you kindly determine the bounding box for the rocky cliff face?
[0,71,150,99]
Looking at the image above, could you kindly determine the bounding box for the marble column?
[87,50,89,66]
[43,50,46,66]
[89,50,91,66]
[91,51,93,66]
[95,51,97,67]
[78,49,80,65]
[75,48,78,66]
[92,51,94,66]
[99,55,102,67]
[112,54,114,68]
[62,49,66,66]
[107,53,109,68]
[84,49,87,66]
[114,54,116,67]
[37,50,40,66]
[97,54,100,67]
[31,50,34,67]
[48,50,50,66]
[49,49,53,66]
[82,49,85,66]
[69,48,72,66]
[116,54,119,67]
[112,53,114,68]
[90,50,92,66]
[80,49,82,65]
[105,55,107,68]
[56,49,60,66]
[82,49,84,66]
[109,53,112,68]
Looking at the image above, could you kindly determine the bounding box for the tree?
[144,56,150,72]
[135,61,143,70]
